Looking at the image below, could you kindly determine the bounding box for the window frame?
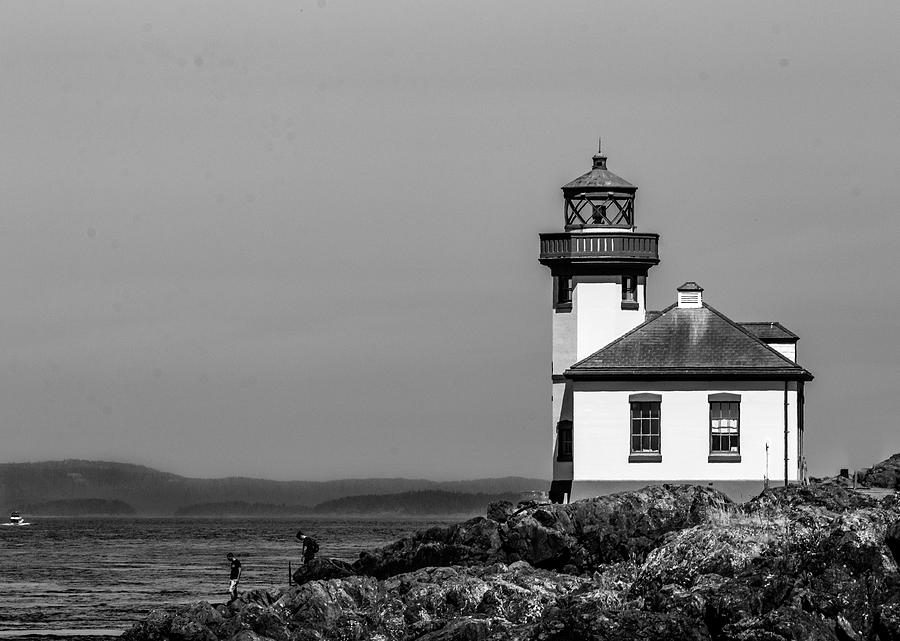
[556,420,573,462]
[708,393,741,462]
[555,275,573,310]
[628,393,661,462]
[621,275,639,310]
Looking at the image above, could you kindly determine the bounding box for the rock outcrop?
[124,563,589,641]
[122,482,900,641]
[862,453,900,490]
[351,484,732,579]
[290,558,355,585]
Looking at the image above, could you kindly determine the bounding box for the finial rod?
[598,137,602,154]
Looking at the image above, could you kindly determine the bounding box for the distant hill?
[23,498,136,516]
[0,460,547,515]
[173,501,309,516]
[312,490,521,515]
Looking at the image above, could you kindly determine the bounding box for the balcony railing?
[539,232,659,264]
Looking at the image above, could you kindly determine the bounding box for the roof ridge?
[568,302,678,369]
[702,303,802,368]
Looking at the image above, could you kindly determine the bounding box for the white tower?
[538,142,660,502]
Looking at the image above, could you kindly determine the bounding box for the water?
[0,516,456,638]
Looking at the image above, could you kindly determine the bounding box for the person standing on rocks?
[296,530,319,565]
[226,552,242,603]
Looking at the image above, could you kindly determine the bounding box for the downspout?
[798,381,805,466]
[783,381,789,488]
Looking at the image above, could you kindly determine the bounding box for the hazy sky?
[1,1,898,481]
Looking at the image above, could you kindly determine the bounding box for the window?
[556,420,573,462]
[621,276,638,310]
[629,393,661,462]
[709,393,741,462]
[631,403,660,452]
[556,275,572,308]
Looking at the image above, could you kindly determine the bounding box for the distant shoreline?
[0,629,123,640]
[1,459,547,516]
[16,512,474,519]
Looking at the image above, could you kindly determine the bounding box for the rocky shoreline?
[122,481,900,641]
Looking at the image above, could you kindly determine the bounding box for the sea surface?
[0,515,457,639]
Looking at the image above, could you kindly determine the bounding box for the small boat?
[2,510,30,526]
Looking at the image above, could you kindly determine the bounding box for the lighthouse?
[539,142,811,503]
[539,142,660,502]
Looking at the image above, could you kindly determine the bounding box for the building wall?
[551,380,574,480]
[552,275,647,376]
[572,275,645,361]
[551,308,576,376]
[571,380,799,482]
[767,342,796,362]
[550,274,648,482]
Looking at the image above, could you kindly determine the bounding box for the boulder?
[276,575,380,634]
[532,605,711,641]
[354,516,506,579]
[718,607,839,641]
[223,632,270,641]
[743,483,878,516]
[876,598,900,641]
[631,522,774,603]
[705,505,900,641]
[882,492,900,511]
[886,517,900,565]
[553,484,733,566]
[291,557,355,585]
[124,563,589,641]
[835,614,863,641]
[170,602,223,641]
[649,573,728,620]
[283,562,587,640]
[414,616,519,641]
[235,603,290,641]
[168,616,217,641]
[501,509,575,569]
[487,500,515,523]
[122,608,174,640]
[861,453,900,489]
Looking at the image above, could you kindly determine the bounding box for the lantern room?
[561,140,637,229]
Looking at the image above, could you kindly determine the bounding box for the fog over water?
[1,1,899,480]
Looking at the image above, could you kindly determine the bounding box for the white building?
[539,144,813,502]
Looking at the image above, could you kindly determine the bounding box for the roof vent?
[677,282,704,308]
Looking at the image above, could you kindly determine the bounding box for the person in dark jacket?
[295,530,319,565]
[225,553,241,602]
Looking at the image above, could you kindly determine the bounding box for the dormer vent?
[677,281,704,308]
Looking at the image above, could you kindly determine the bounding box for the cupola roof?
[562,139,636,192]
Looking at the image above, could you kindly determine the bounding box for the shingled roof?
[562,167,636,191]
[739,322,799,343]
[567,303,813,380]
